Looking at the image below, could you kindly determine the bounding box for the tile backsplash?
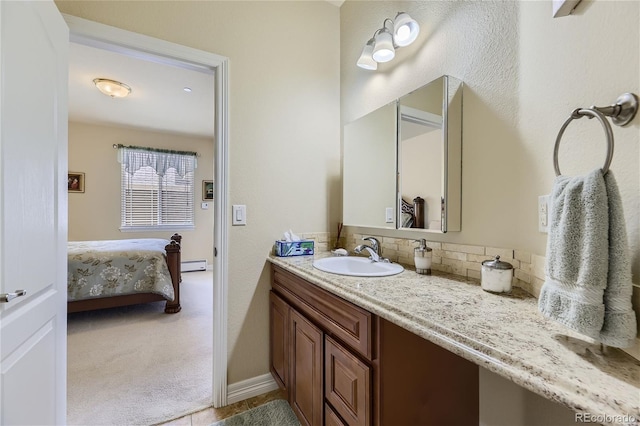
[301,230,546,298]
[350,232,548,298]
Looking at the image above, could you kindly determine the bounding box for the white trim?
[226,374,279,405]
[212,57,230,408]
[64,14,230,408]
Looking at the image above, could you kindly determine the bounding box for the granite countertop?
[268,252,640,425]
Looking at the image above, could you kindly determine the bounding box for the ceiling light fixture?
[356,12,420,70]
[183,87,192,93]
[93,78,131,98]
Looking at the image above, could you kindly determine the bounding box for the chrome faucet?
[354,237,389,262]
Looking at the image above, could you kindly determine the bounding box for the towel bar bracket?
[589,92,638,127]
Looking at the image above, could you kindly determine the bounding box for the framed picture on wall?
[68,172,85,193]
[203,180,213,200]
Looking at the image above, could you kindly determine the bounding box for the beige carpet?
[67,270,213,426]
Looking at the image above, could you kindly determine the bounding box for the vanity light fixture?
[93,78,131,98]
[357,12,420,70]
[372,25,395,63]
[356,38,378,70]
[393,12,420,47]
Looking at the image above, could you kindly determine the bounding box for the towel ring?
[553,108,614,177]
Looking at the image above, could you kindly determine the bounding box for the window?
[119,145,197,231]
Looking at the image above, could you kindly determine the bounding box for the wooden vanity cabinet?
[270,264,478,426]
[289,308,324,426]
[269,291,289,391]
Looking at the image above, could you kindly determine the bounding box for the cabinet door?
[325,336,371,426]
[290,309,323,426]
[326,403,348,426]
[269,291,289,392]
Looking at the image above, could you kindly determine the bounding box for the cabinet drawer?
[325,336,371,426]
[272,265,373,359]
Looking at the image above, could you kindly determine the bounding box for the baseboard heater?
[181,259,207,272]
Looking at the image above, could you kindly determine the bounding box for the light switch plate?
[232,205,246,226]
[385,207,394,223]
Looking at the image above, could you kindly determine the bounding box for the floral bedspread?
[67,239,175,302]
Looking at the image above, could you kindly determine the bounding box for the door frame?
[63,15,230,407]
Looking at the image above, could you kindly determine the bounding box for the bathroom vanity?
[269,253,640,426]
[270,263,478,426]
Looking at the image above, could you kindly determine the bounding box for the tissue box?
[275,240,315,257]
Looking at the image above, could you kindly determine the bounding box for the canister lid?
[481,255,513,270]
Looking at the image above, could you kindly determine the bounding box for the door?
[0,1,68,425]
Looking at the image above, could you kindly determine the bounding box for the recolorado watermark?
[575,413,637,424]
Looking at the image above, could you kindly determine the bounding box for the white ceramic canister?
[481,255,513,293]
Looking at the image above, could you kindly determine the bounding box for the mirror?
[343,101,397,228]
[343,75,462,233]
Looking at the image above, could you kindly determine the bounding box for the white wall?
[57,0,341,384]
[479,368,575,426]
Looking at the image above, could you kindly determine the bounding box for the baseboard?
[181,259,207,272]
[226,373,279,405]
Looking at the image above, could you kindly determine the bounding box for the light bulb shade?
[393,12,420,47]
[357,39,378,70]
[93,78,131,98]
[372,29,395,63]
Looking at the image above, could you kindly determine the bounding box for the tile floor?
[155,389,287,425]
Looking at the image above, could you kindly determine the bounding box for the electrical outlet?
[538,195,549,233]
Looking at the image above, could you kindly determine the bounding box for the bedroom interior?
[66,38,216,423]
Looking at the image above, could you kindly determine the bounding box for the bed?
[67,234,182,314]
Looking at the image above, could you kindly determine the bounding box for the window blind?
[119,146,196,230]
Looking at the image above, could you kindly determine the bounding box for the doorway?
[64,13,230,420]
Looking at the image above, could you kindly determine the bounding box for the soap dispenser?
[413,239,432,275]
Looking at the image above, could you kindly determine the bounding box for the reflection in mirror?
[398,101,443,229]
[398,75,462,233]
[343,75,462,233]
[343,102,397,228]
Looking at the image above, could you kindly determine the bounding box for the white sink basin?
[312,256,404,277]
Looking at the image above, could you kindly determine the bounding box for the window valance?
[116,144,198,177]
